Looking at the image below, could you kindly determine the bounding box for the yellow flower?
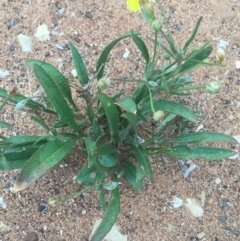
[127,0,155,12]
[127,0,141,12]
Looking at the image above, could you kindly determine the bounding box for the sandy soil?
[0,0,240,240]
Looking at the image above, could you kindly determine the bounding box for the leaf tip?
[13,180,29,193]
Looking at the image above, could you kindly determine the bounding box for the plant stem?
[146,84,156,113]
[49,186,92,206]
[156,0,174,43]
[152,31,158,69]
[177,84,206,91]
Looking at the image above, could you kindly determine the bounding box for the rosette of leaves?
[0,17,237,241]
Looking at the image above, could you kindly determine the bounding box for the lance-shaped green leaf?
[91,177,120,241]
[33,64,84,136]
[0,155,27,170]
[0,121,12,129]
[122,112,138,133]
[132,82,148,104]
[180,45,212,74]
[92,119,103,140]
[97,93,120,139]
[131,31,149,63]
[96,31,138,80]
[94,142,115,156]
[13,138,75,192]
[115,98,137,114]
[147,145,236,160]
[0,88,55,115]
[123,159,143,191]
[31,115,50,131]
[140,99,197,122]
[26,60,76,108]
[4,144,44,162]
[165,132,238,144]
[69,42,90,86]
[84,137,97,167]
[86,105,95,124]
[100,189,107,212]
[1,135,48,147]
[131,145,152,180]
[183,17,202,53]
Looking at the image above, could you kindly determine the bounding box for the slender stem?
[152,31,158,69]
[156,0,174,43]
[146,84,156,113]
[111,78,140,82]
[49,186,92,206]
[177,84,206,91]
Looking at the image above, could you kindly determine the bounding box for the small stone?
[7,20,15,29]
[58,8,65,14]
[215,178,221,184]
[23,232,39,241]
[217,215,227,223]
[56,44,64,50]
[9,44,15,52]
[95,205,101,211]
[17,34,32,52]
[82,210,86,215]
[185,198,204,217]
[178,160,185,167]
[123,49,130,58]
[171,196,183,208]
[181,160,200,178]
[38,203,47,213]
[196,124,204,132]
[71,69,78,78]
[85,12,92,18]
[220,202,230,209]
[176,24,183,31]
[229,154,238,160]
[0,222,11,233]
[0,70,10,78]
[35,24,50,42]
[0,197,7,209]
[232,230,240,236]
[236,61,240,69]
[196,231,206,239]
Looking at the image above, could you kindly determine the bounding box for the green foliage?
[0,6,237,241]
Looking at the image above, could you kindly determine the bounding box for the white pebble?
[35,24,50,42]
[0,70,10,78]
[215,178,221,184]
[0,197,7,209]
[17,34,32,52]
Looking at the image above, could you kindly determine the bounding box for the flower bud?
[48,198,58,207]
[205,81,221,94]
[151,19,162,32]
[153,110,164,121]
[98,77,111,90]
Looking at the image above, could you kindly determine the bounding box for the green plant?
[0,2,237,240]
